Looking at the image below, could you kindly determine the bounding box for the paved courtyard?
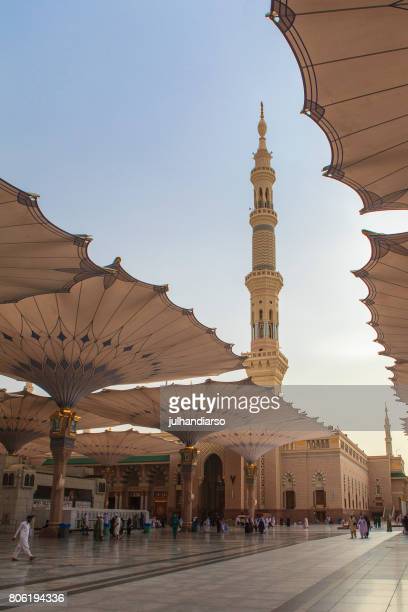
[0,526,406,611]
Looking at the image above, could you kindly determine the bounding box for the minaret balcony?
[243,349,288,387]
[250,208,277,227]
[250,167,275,181]
[245,270,283,293]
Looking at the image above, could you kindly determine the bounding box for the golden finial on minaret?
[257,101,267,143]
[243,103,288,387]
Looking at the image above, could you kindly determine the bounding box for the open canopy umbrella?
[0,260,242,408]
[0,177,103,303]
[0,386,118,454]
[74,429,182,465]
[268,1,408,213]
[353,230,408,401]
[77,381,330,524]
[0,257,241,535]
[77,386,161,429]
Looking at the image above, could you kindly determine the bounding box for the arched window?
[2,472,15,487]
[259,310,263,321]
[23,473,35,487]
[258,187,263,203]
[269,309,272,321]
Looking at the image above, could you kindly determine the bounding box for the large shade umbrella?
[0,177,104,303]
[267,1,408,213]
[77,383,219,528]
[0,386,118,454]
[0,261,241,406]
[74,429,182,507]
[207,404,330,518]
[0,260,242,535]
[74,429,182,466]
[14,437,52,465]
[353,230,408,401]
[77,386,161,429]
[74,382,329,525]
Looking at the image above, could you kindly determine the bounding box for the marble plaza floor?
[0,525,406,611]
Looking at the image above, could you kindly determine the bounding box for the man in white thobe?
[12,515,34,561]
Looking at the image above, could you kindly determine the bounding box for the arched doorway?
[200,454,225,518]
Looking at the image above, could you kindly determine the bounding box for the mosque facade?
[0,107,407,529]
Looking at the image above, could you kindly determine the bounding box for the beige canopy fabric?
[0,261,242,407]
[74,380,330,451]
[206,413,330,463]
[15,437,51,464]
[353,230,408,399]
[74,429,182,465]
[0,387,119,454]
[0,177,104,304]
[268,1,408,213]
[401,414,408,436]
[77,386,161,429]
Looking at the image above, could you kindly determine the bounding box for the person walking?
[349,515,357,539]
[80,513,89,536]
[126,517,132,536]
[303,517,309,529]
[171,513,180,539]
[113,515,121,540]
[103,512,110,538]
[12,515,35,561]
[94,515,104,541]
[357,515,368,539]
[364,515,371,538]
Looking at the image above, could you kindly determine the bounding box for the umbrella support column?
[180,446,198,531]
[41,409,79,538]
[245,462,257,520]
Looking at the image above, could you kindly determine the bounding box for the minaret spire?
[384,404,393,457]
[243,103,288,387]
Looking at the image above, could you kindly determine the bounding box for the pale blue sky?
[1,1,407,457]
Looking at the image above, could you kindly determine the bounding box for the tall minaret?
[384,404,393,457]
[243,103,288,386]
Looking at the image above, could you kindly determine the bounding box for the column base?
[181,522,192,532]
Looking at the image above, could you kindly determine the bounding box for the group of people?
[349,514,371,539]
[79,511,150,541]
[243,516,279,534]
[240,515,310,533]
[190,516,228,533]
